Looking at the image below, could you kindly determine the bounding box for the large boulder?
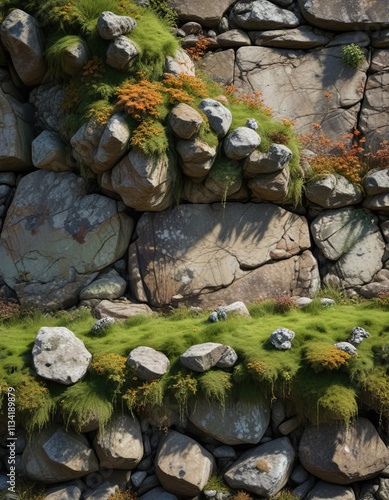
[155,430,215,497]
[23,427,99,484]
[305,174,364,209]
[234,46,368,141]
[32,327,92,385]
[0,170,133,310]
[224,437,296,497]
[128,203,318,307]
[165,0,236,27]
[189,397,270,445]
[299,418,389,484]
[230,0,299,30]
[0,9,46,86]
[297,0,389,31]
[94,414,144,469]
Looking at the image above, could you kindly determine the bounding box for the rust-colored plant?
[365,140,389,170]
[304,342,352,373]
[274,294,296,314]
[162,73,208,99]
[0,300,20,321]
[116,78,164,120]
[90,353,128,387]
[185,35,211,61]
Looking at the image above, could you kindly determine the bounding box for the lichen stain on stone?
[64,215,92,244]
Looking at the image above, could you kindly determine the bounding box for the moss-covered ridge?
[1,294,389,433]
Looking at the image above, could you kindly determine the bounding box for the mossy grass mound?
[1,296,389,432]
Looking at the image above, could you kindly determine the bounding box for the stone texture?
[94,300,154,321]
[364,169,389,196]
[311,208,380,260]
[79,271,127,300]
[93,114,131,173]
[169,103,203,140]
[305,174,364,209]
[198,50,235,86]
[129,203,314,307]
[165,48,195,77]
[155,430,215,497]
[32,130,71,172]
[97,11,137,40]
[180,343,229,372]
[297,0,389,31]
[166,0,236,27]
[217,29,251,47]
[251,26,330,48]
[23,427,98,484]
[61,39,90,77]
[248,168,290,203]
[198,99,232,138]
[94,415,144,469]
[110,147,176,211]
[307,480,355,500]
[244,144,292,176]
[106,36,139,71]
[224,126,261,160]
[176,138,217,179]
[299,418,389,484]
[32,327,92,385]
[230,0,299,30]
[127,346,170,381]
[269,327,295,350]
[224,437,296,497]
[189,397,270,445]
[44,482,84,500]
[0,9,46,86]
[0,89,34,170]
[0,170,133,310]
[235,46,368,141]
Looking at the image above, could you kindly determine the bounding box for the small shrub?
[149,0,178,27]
[342,43,365,68]
[365,140,389,170]
[90,353,128,389]
[185,35,211,61]
[274,294,296,314]
[116,78,164,120]
[373,292,389,310]
[123,379,164,415]
[232,492,254,500]
[198,370,232,409]
[0,300,20,322]
[130,119,169,156]
[109,490,138,500]
[168,371,197,421]
[304,342,352,373]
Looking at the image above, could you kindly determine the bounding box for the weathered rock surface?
[235,46,368,141]
[97,11,137,40]
[299,418,389,484]
[127,346,170,381]
[166,0,236,27]
[94,300,154,321]
[189,397,270,445]
[129,203,315,307]
[32,130,71,172]
[93,114,131,173]
[169,103,203,140]
[180,343,229,372]
[79,270,127,300]
[297,0,389,31]
[0,170,133,310]
[0,9,46,86]
[230,0,299,30]
[94,415,144,469]
[176,138,217,179]
[251,25,330,48]
[198,99,232,138]
[307,481,355,500]
[32,327,91,385]
[155,430,215,497]
[106,36,139,71]
[23,427,98,483]
[224,126,261,160]
[305,174,364,209]
[165,48,195,76]
[224,437,296,497]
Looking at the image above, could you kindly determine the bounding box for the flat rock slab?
[166,0,236,27]
[94,300,153,321]
[129,203,312,307]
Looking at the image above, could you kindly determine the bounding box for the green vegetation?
[1,295,389,433]
[341,43,365,68]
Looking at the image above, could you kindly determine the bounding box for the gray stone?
[224,437,296,497]
[199,49,235,86]
[224,301,250,316]
[180,342,229,372]
[349,326,370,346]
[364,169,389,196]
[0,9,46,86]
[93,114,131,173]
[244,143,292,176]
[79,272,127,300]
[139,486,178,499]
[269,327,295,350]
[155,430,215,497]
[372,29,389,48]
[165,48,195,77]
[279,417,300,435]
[30,83,65,134]
[189,397,270,445]
[94,414,144,469]
[306,480,355,500]
[215,346,238,368]
[110,147,176,211]
[32,130,70,172]
[70,118,106,170]
[224,126,261,160]
[290,464,310,485]
[363,193,389,212]
[97,11,137,39]
[44,481,84,500]
[32,327,91,385]
[230,0,299,30]
[132,470,148,488]
[217,29,251,47]
[299,418,389,484]
[23,427,98,484]
[297,0,389,31]
[61,38,90,76]
[106,36,139,71]
[213,446,237,459]
[252,25,330,48]
[199,98,232,138]
[94,300,154,321]
[334,342,358,355]
[378,477,389,500]
[306,174,364,209]
[84,481,118,500]
[165,0,236,27]
[169,103,203,140]
[248,167,290,203]
[177,138,217,179]
[127,346,170,381]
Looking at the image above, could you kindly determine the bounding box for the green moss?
[198,370,232,408]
